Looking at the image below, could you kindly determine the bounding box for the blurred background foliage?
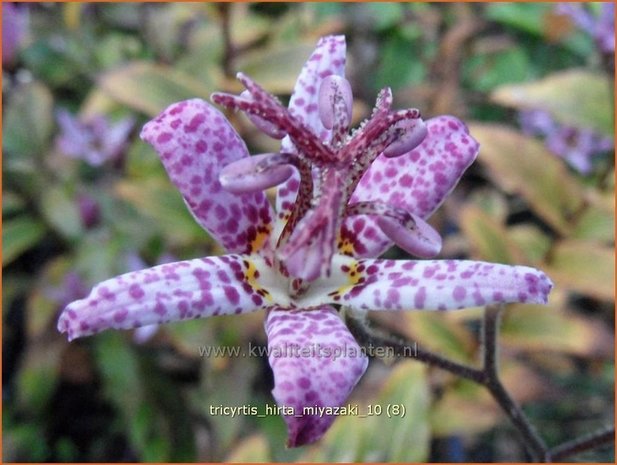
[2,2,614,462]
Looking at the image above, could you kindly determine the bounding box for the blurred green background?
[3,2,614,462]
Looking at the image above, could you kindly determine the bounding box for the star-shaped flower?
[58,36,552,447]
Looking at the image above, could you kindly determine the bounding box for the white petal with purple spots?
[141,99,274,254]
[343,116,480,258]
[277,35,347,219]
[265,306,368,447]
[312,256,552,311]
[58,255,277,340]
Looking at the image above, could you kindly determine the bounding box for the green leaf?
[3,81,54,157]
[502,303,614,356]
[469,123,585,234]
[431,379,497,436]
[235,42,318,94]
[544,240,614,301]
[403,312,476,365]
[486,3,553,36]
[459,205,527,264]
[114,178,206,247]
[571,200,614,243]
[98,62,214,116]
[3,191,26,216]
[508,224,552,264]
[308,362,430,462]
[491,70,614,136]
[39,186,83,240]
[2,216,47,266]
[367,362,430,462]
[365,3,404,30]
[375,33,426,90]
[465,46,530,93]
[16,341,64,412]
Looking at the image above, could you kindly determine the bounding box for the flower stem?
[549,426,615,461]
[480,305,548,462]
[344,305,613,462]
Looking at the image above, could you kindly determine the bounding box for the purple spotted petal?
[58,255,276,341]
[324,259,552,310]
[140,99,274,254]
[286,35,347,143]
[342,116,479,258]
[277,35,347,217]
[265,306,368,447]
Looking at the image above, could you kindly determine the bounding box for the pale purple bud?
[382,117,428,158]
[240,91,287,139]
[219,153,295,194]
[318,75,353,130]
[376,213,442,258]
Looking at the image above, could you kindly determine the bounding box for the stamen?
[318,75,353,131]
[219,153,296,194]
[214,73,337,164]
[346,201,442,258]
[382,117,428,158]
[240,91,287,139]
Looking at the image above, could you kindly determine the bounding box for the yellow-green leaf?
[225,434,270,463]
[501,303,614,356]
[307,362,430,462]
[491,69,614,136]
[235,42,318,94]
[571,200,614,243]
[98,62,214,116]
[469,123,584,234]
[367,362,430,462]
[403,312,477,365]
[114,178,206,246]
[544,240,614,300]
[459,205,527,264]
[508,224,552,264]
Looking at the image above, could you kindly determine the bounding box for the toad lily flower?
[58,36,552,447]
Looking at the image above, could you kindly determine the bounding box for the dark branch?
[549,426,615,462]
[345,311,484,382]
[345,306,612,462]
[480,305,548,462]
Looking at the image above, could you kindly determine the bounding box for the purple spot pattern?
[265,306,368,447]
[57,255,271,341]
[277,35,346,219]
[140,99,274,254]
[325,259,552,311]
[57,35,554,449]
[342,116,480,258]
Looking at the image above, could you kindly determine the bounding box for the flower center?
[212,72,434,286]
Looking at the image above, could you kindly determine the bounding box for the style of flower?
[519,109,614,174]
[58,36,552,447]
[55,109,135,166]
